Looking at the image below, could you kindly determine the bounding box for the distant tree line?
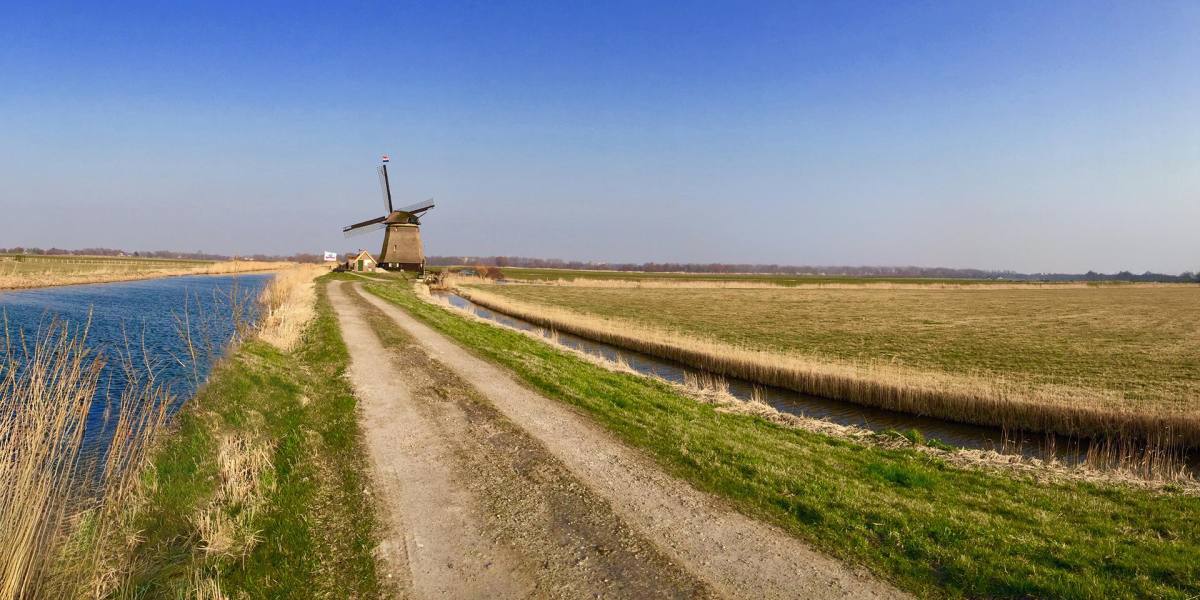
[2,247,1193,281]
[0,247,323,263]
[428,256,1200,283]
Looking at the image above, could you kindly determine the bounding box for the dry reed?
[257,265,327,352]
[453,285,1200,448]
[193,430,274,560]
[0,318,172,598]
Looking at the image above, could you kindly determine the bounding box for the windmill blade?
[342,214,387,233]
[377,165,394,213]
[343,221,387,238]
[397,198,435,215]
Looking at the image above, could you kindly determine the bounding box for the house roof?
[352,250,376,262]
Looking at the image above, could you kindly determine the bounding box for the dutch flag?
[381,154,390,163]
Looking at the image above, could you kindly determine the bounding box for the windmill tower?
[343,156,435,273]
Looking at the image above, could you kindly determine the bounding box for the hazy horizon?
[2,2,1197,274]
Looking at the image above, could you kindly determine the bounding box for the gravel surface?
[331,281,712,598]
[335,281,907,599]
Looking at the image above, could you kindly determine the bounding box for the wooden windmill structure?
[343,156,435,273]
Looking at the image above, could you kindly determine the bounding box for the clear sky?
[1,1,1197,272]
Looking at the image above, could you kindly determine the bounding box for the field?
[457,280,1200,444]
[0,254,294,289]
[494,267,989,285]
[367,280,1200,599]
[441,265,1152,286]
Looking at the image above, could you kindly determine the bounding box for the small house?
[346,250,377,272]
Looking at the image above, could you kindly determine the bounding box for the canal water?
[433,290,1198,472]
[0,274,272,455]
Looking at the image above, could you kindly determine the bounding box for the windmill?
[343,156,435,274]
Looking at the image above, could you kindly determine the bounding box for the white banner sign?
[323,251,338,262]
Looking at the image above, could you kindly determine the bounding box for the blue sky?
[1,1,1197,272]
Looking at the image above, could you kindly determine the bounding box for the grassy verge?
[367,281,1200,599]
[122,278,388,597]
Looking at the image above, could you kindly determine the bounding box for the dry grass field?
[461,281,1200,445]
[0,254,295,290]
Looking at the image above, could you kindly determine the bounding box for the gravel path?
[330,281,711,598]
[337,281,907,598]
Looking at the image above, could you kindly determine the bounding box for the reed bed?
[0,319,172,598]
[0,259,295,291]
[257,265,328,352]
[453,285,1200,449]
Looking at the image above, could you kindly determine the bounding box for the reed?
[257,265,327,352]
[454,286,1200,448]
[0,318,172,598]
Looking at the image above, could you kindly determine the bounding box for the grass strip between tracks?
[365,280,1200,600]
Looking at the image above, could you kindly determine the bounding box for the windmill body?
[342,160,434,274]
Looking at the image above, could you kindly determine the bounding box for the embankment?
[115,268,388,597]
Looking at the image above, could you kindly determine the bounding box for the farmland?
[493,266,982,285]
[465,266,1164,287]
[456,280,1200,444]
[0,254,293,290]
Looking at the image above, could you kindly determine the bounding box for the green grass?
[124,279,388,598]
[368,281,1200,599]
[478,284,1200,412]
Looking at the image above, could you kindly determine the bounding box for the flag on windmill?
[381,154,390,163]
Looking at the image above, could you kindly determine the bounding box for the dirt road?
[330,281,906,599]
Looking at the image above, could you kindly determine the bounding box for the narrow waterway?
[433,290,1198,472]
[0,274,272,455]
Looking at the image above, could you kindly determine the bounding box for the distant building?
[346,250,377,272]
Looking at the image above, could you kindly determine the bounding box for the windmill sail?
[343,214,387,233]
[397,198,435,216]
[343,221,387,238]
[377,165,394,213]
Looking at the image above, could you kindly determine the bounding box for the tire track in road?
[354,283,909,600]
[331,281,712,599]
